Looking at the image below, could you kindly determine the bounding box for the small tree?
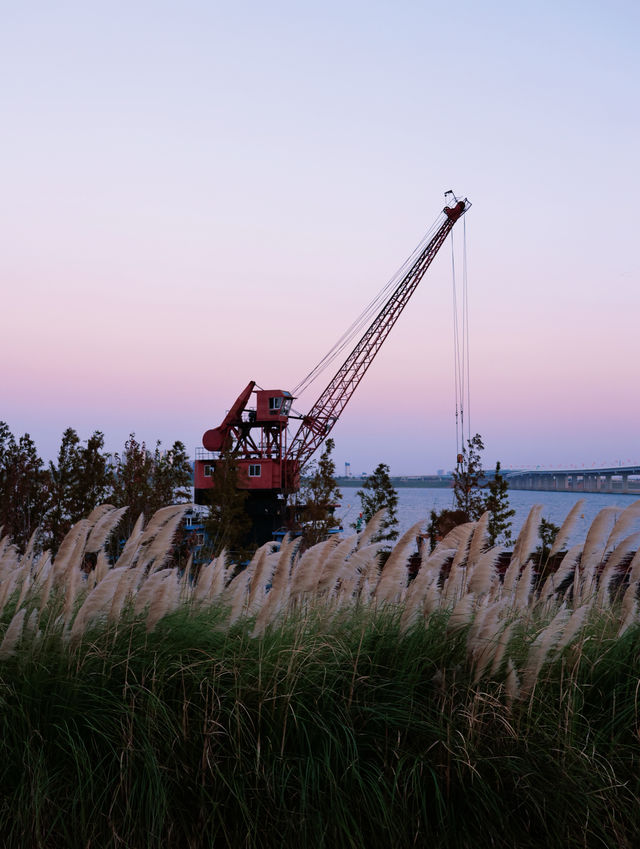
[430,435,514,550]
[46,428,111,549]
[426,508,469,551]
[453,433,486,521]
[298,438,342,548]
[110,434,192,538]
[203,449,252,559]
[484,461,515,546]
[353,463,399,549]
[536,518,560,570]
[0,423,50,551]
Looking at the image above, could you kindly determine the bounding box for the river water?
[336,487,640,548]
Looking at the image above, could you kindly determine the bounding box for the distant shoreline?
[335,477,453,489]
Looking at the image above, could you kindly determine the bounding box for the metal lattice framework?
[286,197,470,475]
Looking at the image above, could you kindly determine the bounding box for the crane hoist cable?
[292,211,444,398]
[452,216,471,463]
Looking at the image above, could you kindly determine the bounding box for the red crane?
[194,192,470,543]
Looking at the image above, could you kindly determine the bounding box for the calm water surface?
[337,487,640,548]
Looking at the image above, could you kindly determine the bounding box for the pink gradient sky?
[2,1,639,475]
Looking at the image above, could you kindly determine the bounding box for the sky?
[2,0,639,475]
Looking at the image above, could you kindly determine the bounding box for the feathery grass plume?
[466,597,496,666]
[514,560,535,610]
[437,521,474,553]
[37,555,58,613]
[178,554,193,600]
[133,569,174,616]
[146,572,180,632]
[70,567,129,640]
[603,499,640,556]
[504,505,543,592]
[141,505,191,573]
[468,597,501,650]
[32,551,52,585]
[618,586,638,637]
[448,522,476,572]
[351,542,387,587]
[618,599,637,637]
[85,505,129,553]
[25,607,39,635]
[470,603,507,683]
[402,547,455,628]
[489,622,515,677]
[208,552,229,600]
[374,520,424,604]
[13,563,33,611]
[252,537,302,636]
[114,512,146,570]
[316,534,358,595]
[595,559,620,609]
[548,499,586,557]
[225,567,254,625]
[595,532,640,607]
[247,541,280,611]
[93,550,111,587]
[578,507,620,600]
[505,658,520,706]
[62,555,83,626]
[109,561,145,622]
[331,546,376,603]
[85,503,115,525]
[0,545,20,583]
[628,547,640,584]
[329,544,382,604]
[21,529,38,565]
[193,552,227,604]
[603,530,640,574]
[467,546,503,596]
[520,606,571,696]
[467,511,490,569]
[540,543,583,602]
[0,570,20,615]
[0,608,27,660]
[51,520,91,583]
[423,580,442,616]
[290,537,338,597]
[555,603,590,653]
[617,581,638,634]
[447,592,475,633]
[440,523,477,603]
[355,508,387,549]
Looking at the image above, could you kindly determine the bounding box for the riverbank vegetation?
[0,422,192,552]
[1,500,640,847]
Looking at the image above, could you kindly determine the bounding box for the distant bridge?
[506,466,640,494]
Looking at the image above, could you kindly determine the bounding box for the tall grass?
[0,501,640,847]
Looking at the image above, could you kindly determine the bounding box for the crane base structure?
[194,193,470,547]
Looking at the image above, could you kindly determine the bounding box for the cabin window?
[195,533,204,546]
[249,464,261,477]
[268,397,282,412]
[204,465,213,477]
[281,398,292,415]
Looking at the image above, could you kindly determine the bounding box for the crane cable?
[291,211,445,399]
[452,216,470,464]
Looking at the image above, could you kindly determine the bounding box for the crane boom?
[285,195,470,474]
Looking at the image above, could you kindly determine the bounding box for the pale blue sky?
[2,1,639,473]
